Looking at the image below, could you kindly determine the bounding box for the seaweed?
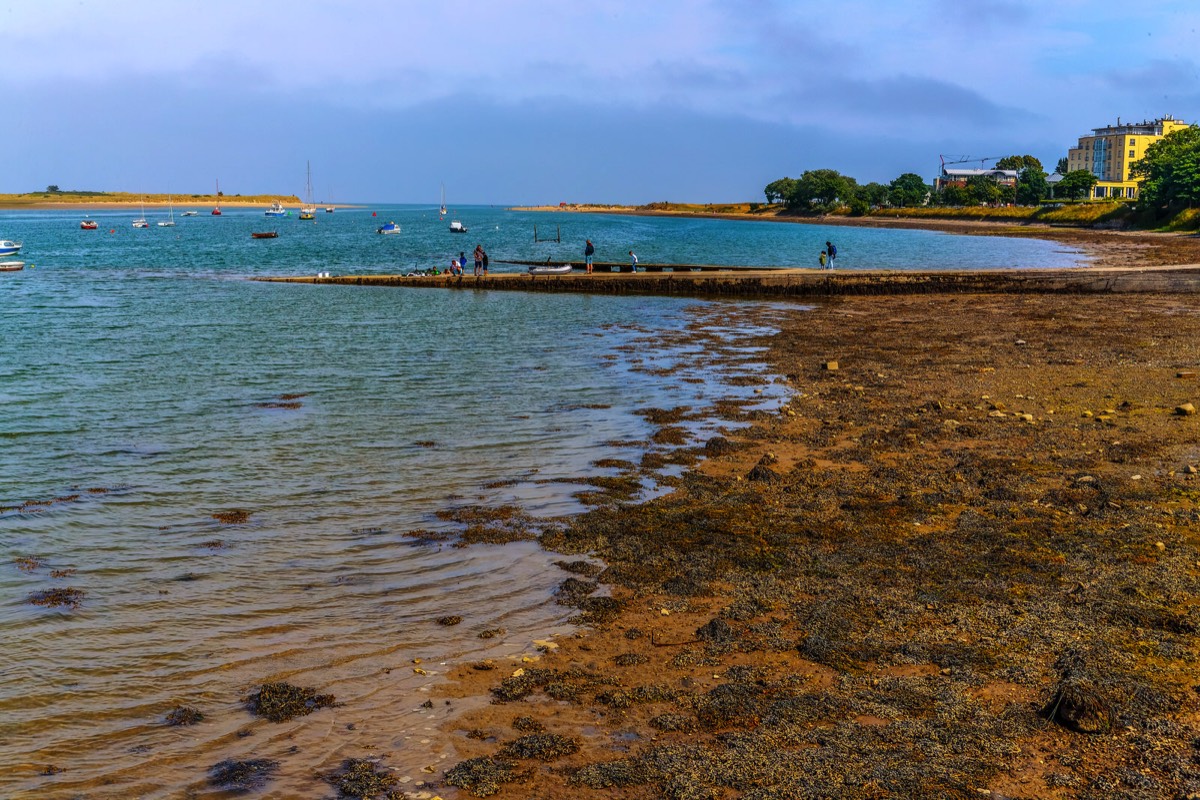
[164,705,203,726]
[497,733,579,761]
[244,681,335,722]
[207,758,280,793]
[443,756,521,797]
[28,588,84,609]
[324,757,399,799]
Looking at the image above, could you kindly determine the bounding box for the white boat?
[440,183,447,216]
[181,211,198,217]
[265,201,287,217]
[80,219,98,230]
[299,161,316,220]
[157,195,176,227]
[212,179,223,216]
[133,202,149,228]
[0,260,24,271]
[528,264,573,275]
[449,220,467,233]
[0,240,21,257]
[377,221,401,235]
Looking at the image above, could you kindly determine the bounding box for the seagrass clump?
[245,681,335,722]
[497,733,579,762]
[207,758,279,792]
[325,758,398,799]
[443,756,520,797]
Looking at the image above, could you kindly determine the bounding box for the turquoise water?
[0,206,1079,798]
[0,203,1086,274]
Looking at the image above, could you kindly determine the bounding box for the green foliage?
[1015,168,1049,205]
[1055,157,1069,175]
[1055,170,1099,201]
[764,178,796,205]
[787,169,857,211]
[888,173,928,208]
[46,184,60,193]
[940,184,971,206]
[856,182,890,208]
[966,175,1002,205]
[1132,125,1200,215]
[995,154,1043,172]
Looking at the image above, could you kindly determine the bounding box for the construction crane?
[939,154,1004,172]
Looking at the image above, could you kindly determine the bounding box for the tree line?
[765,125,1200,217]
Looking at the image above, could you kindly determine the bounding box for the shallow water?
[0,206,1075,797]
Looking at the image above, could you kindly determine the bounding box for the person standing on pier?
[473,244,484,276]
[819,250,827,269]
[584,239,595,274]
[826,241,837,265]
[629,250,639,273]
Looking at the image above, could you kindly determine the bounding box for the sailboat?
[132,201,149,228]
[157,194,176,227]
[440,183,447,217]
[299,161,316,220]
[212,179,223,216]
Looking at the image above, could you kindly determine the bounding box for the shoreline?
[429,290,1200,799]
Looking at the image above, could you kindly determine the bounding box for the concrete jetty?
[257,264,1200,297]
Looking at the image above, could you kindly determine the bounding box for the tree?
[888,173,929,207]
[856,182,890,208]
[939,184,971,206]
[46,184,60,193]
[1132,125,1200,214]
[764,178,796,205]
[1055,157,1069,175]
[966,174,1002,205]
[995,155,1044,172]
[1015,168,1049,205]
[1055,170,1099,201]
[787,169,856,211]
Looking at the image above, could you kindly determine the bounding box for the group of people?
[819,240,838,269]
[584,239,640,274]
[449,245,490,276]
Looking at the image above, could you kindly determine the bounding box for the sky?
[2,0,1198,204]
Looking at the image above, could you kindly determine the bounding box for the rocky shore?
[432,291,1200,799]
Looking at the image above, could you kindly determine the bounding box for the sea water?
[0,207,1083,798]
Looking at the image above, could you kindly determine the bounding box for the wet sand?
[429,290,1200,799]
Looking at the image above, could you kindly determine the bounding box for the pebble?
[1176,403,1196,416]
[1156,541,1166,551]
[823,361,839,371]
[1184,465,1198,474]
[1082,410,1093,418]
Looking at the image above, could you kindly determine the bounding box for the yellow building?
[1065,116,1190,199]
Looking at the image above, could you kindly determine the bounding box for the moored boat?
[299,161,316,219]
[181,211,198,217]
[0,239,22,256]
[376,221,401,235]
[265,202,287,217]
[251,231,279,239]
[0,260,24,271]
[449,220,467,233]
[80,219,98,230]
[212,179,223,215]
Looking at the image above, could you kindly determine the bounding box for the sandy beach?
[360,236,1200,798]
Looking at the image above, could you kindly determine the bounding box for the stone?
[1184,465,1198,474]
[823,361,838,371]
[1175,403,1196,416]
[1081,410,1093,418]
[1177,371,1196,379]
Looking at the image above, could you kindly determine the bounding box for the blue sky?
[2,0,1197,203]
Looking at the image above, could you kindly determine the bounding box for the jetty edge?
[256,264,1200,297]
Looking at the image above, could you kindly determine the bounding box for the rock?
[988,410,1007,418]
[1177,371,1196,379]
[1018,413,1035,423]
[823,361,839,371]
[1176,403,1196,416]
[942,419,960,430]
[1155,541,1166,551]
[1015,339,1027,346]
[1184,465,1198,474]
[1081,410,1093,418]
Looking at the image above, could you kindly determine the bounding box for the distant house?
[1063,116,1192,200]
[934,168,1018,192]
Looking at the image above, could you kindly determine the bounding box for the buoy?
[372,211,377,217]
[109,229,115,234]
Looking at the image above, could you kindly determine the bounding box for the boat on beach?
[265,202,287,217]
[376,221,401,235]
[0,239,22,256]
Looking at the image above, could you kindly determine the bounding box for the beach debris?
[1043,678,1114,734]
[444,756,521,797]
[1177,371,1196,379]
[823,361,839,371]
[207,758,280,793]
[478,627,506,639]
[244,681,336,722]
[14,555,45,571]
[498,733,579,762]
[211,510,250,524]
[324,757,398,799]
[436,615,464,626]
[165,705,203,726]
[27,587,84,609]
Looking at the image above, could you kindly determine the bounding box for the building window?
[1129,150,1135,158]
[1127,187,1137,198]
[1130,138,1136,144]
[1095,186,1107,198]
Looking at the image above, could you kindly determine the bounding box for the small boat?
[265,202,287,217]
[0,260,24,271]
[299,161,316,219]
[212,179,222,215]
[440,183,447,216]
[157,197,176,227]
[0,239,22,256]
[449,220,467,233]
[528,263,573,275]
[324,207,334,213]
[132,202,149,228]
[251,231,279,239]
[377,221,401,235]
[181,211,198,217]
[80,219,98,230]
